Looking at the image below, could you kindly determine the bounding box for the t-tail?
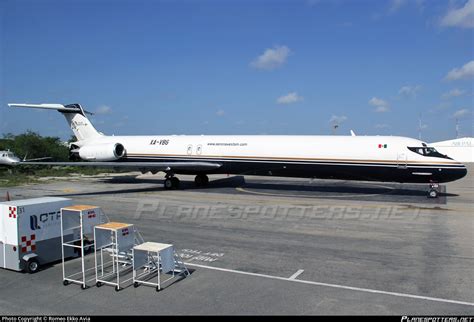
[7,103,103,141]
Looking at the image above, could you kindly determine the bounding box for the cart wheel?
[115,286,120,292]
[156,287,160,292]
[96,282,103,287]
[81,284,88,290]
[26,258,40,274]
[134,282,139,288]
[63,280,70,286]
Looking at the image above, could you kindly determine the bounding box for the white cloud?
[369,97,390,112]
[216,109,225,116]
[445,60,474,81]
[306,0,321,6]
[442,88,466,99]
[95,105,112,115]
[276,92,304,104]
[399,84,422,97]
[250,45,291,70]
[441,0,474,28]
[389,0,406,13]
[329,115,348,124]
[375,123,391,129]
[452,108,471,119]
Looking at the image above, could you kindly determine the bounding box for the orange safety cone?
[6,191,11,201]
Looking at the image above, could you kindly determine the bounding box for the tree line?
[0,131,70,161]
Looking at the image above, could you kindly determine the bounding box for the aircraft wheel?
[171,177,180,189]
[164,178,174,190]
[194,174,209,187]
[428,189,438,198]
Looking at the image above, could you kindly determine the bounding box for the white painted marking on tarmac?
[185,262,474,307]
[289,269,304,280]
[236,185,394,199]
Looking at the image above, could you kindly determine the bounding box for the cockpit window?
[407,147,452,159]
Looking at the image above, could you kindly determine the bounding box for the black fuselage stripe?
[123,155,465,168]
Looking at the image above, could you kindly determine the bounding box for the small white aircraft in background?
[0,150,52,166]
[0,150,21,166]
[7,103,467,198]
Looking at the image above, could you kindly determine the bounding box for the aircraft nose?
[458,165,468,180]
[449,163,468,181]
[10,157,21,164]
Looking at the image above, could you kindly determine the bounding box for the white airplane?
[0,149,52,166]
[7,103,467,198]
[0,150,21,166]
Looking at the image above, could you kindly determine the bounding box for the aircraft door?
[397,153,407,169]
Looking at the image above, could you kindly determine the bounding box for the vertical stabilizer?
[8,103,103,141]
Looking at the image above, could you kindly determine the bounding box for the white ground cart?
[132,242,189,291]
[60,205,108,289]
[94,222,141,291]
[0,197,73,273]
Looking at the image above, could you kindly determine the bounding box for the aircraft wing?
[17,161,222,172]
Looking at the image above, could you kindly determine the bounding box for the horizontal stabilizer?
[9,102,99,140]
[8,103,93,115]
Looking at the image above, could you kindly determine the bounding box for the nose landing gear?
[164,173,180,190]
[428,182,439,198]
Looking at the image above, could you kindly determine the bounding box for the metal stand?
[94,222,137,291]
[60,205,108,289]
[132,242,189,291]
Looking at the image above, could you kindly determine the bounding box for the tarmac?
[0,165,473,315]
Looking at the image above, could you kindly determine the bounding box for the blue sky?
[1,0,473,142]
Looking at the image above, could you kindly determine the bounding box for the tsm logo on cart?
[30,215,41,230]
[29,211,61,231]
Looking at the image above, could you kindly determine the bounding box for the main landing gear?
[194,174,209,187]
[164,174,180,190]
[428,182,439,198]
[163,174,210,190]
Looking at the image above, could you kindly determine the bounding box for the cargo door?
[2,204,20,270]
[2,204,18,247]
